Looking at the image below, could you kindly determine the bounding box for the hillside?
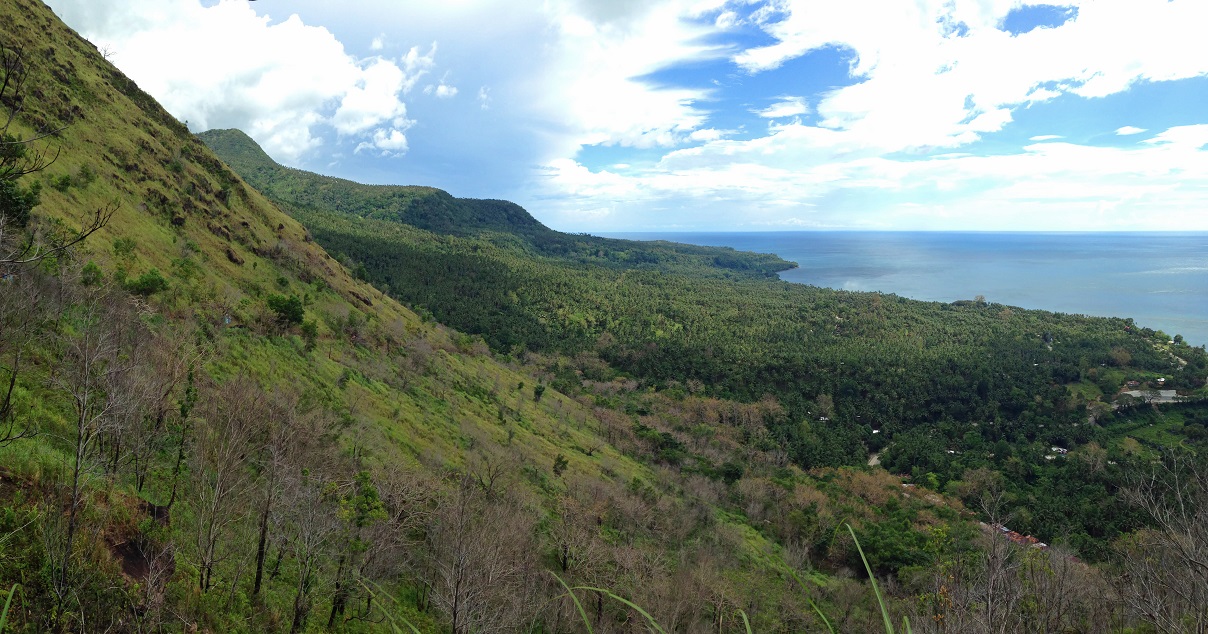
[205,128,1208,556]
[4,0,1208,632]
[0,1,995,632]
[198,128,552,240]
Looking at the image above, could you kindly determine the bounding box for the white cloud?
[688,128,725,142]
[399,43,438,93]
[530,1,729,153]
[1116,126,1147,135]
[539,121,1208,230]
[730,0,1208,153]
[332,58,411,135]
[356,128,410,155]
[754,96,808,119]
[423,73,459,99]
[44,0,1208,231]
[1144,124,1208,148]
[45,0,429,163]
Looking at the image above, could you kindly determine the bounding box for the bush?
[266,293,304,327]
[125,268,169,296]
[80,261,102,286]
[0,179,39,228]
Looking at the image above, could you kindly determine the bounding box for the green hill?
[0,1,982,632]
[4,0,1208,631]
[198,128,552,240]
[206,127,1208,554]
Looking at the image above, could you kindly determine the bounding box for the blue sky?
[45,0,1208,232]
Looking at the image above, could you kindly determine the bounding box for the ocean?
[601,231,1208,348]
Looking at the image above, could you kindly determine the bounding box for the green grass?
[545,523,910,634]
[0,584,19,633]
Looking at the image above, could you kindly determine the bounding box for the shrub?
[125,268,169,296]
[0,179,38,228]
[266,293,304,327]
[80,261,102,286]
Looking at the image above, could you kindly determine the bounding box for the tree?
[267,293,305,328]
[189,376,261,593]
[326,471,387,628]
[47,292,137,623]
[424,475,537,634]
[1117,450,1208,633]
[1,44,58,182]
[280,464,341,634]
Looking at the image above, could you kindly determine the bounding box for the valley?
[2,1,1208,632]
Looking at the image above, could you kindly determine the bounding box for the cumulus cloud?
[45,0,425,163]
[424,73,458,99]
[45,0,1208,230]
[532,1,729,153]
[731,0,1208,152]
[538,0,1208,229]
[540,120,1208,230]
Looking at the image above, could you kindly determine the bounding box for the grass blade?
[786,566,835,634]
[846,523,895,634]
[738,609,753,634]
[551,572,594,634]
[359,580,422,634]
[571,585,667,634]
[1,584,19,633]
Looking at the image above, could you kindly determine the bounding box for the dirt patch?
[112,538,151,580]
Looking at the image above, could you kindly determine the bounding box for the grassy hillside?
[0,1,996,632]
[4,1,1208,632]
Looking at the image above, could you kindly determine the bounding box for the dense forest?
[2,0,1208,632]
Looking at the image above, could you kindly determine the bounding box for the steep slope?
[0,2,991,632]
[205,128,1208,560]
[198,128,798,275]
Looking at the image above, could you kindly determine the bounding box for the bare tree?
[46,291,137,621]
[0,41,112,268]
[424,474,537,634]
[189,376,262,593]
[279,461,341,634]
[1117,450,1208,633]
[251,389,303,597]
[0,42,59,182]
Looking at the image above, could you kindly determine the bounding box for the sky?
[43,0,1208,232]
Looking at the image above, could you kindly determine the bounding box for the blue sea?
[601,232,1208,348]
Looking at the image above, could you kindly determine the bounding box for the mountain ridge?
[198,128,553,239]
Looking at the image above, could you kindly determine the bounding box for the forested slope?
[204,134,1208,553]
[0,1,1012,632]
[3,0,1208,631]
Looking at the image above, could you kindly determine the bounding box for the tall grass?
[367,523,908,633]
[553,523,910,634]
[846,524,912,634]
[0,584,20,633]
